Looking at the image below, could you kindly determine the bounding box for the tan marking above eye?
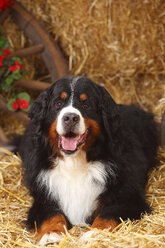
[60,92,67,100]
[80,93,87,101]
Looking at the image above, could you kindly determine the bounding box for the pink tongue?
[61,137,78,151]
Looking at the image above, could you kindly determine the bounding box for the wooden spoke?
[0,99,30,124]
[15,79,50,91]
[9,44,44,58]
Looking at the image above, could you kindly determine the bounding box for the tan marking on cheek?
[60,92,67,100]
[49,119,58,150]
[80,93,87,101]
[37,215,67,242]
[92,216,119,230]
[86,119,100,136]
[83,119,101,151]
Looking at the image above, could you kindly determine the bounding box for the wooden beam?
[9,44,44,58]
[15,79,50,91]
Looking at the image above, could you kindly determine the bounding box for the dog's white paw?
[37,232,63,246]
[80,230,95,240]
[80,230,103,241]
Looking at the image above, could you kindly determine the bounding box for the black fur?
[19,76,158,229]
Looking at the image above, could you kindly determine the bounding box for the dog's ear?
[99,86,119,127]
[100,87,119,120]
[98,86,121,153]
[29,87,51,122]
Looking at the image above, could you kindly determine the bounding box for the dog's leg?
[80,216,119,241]
[91,216,119,230]
[37,214,67,246]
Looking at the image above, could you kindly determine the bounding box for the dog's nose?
[63,113,80,127]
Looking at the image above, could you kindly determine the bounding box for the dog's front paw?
[36,214,67,246]
[37,232,63,246]
[80,230,101,240]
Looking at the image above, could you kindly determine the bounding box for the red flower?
[0,55,3,61]
[19,64,24,69]
[3,49,10,57]
[19,99,29,110]
[15,60,24,69]
[11,101,19,111]
[16,98,20,103]
[0,0,15,12]
[10,98,29,111]
[8,64,18,72]
[0,55,4,67]
[8,61,24,72]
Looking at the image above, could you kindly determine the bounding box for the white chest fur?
[37,151,107,225]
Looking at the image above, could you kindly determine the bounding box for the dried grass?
[0,147,164,248]
[0,0,165,247]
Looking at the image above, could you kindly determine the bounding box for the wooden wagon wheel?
[0,1,68,145]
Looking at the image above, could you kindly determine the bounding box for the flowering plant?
[0,29,31,112]
[7,92,31,112]
[0,0,15,12]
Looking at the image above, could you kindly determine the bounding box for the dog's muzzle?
[56,107,88,154]
[62,112,80,133]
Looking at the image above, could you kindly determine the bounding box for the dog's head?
[29,76,119,156]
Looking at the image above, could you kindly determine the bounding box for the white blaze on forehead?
[70,76,82,105]
[56,105,86,136]
[56,76,85,136]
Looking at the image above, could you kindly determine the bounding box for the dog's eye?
[82,102,90,110]
[55,100,64,110]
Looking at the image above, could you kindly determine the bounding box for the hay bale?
[0,148,164,247]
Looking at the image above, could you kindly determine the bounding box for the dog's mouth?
[58,129,89,154]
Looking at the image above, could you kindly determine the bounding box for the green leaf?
[0,67,5,77]
[5,75,14,86]
[21,70,26,77]
[12,57,22,64]
[13,70,22,80]
[0,80,13,92]
[0,82,10,92]
[4,69,10,77]
[3,40,10,49]
[17,92,31,102]
[0,37,6,48]
[7,98,17,112]
[0,27,5,36]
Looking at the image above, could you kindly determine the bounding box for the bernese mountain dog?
[19,75,158,245]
